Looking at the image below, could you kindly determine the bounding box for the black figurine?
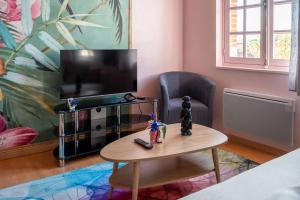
[180,96,192,136]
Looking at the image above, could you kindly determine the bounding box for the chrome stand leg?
[59,113,65,167]
[74,111,79,154]
[117,105,121,139]
[59,159,65,168]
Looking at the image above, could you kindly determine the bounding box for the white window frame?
[223,0,291,69]
[268,0,291,67]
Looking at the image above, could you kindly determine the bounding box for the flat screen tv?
[60,49,137,99]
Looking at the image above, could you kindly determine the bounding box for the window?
[223,0,292,69]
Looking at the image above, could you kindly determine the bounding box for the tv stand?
[54,97,158,167]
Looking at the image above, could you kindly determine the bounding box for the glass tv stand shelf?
[54,97,158,167]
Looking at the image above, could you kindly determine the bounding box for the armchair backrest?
[160,72,182,99]
[160,71,216,107]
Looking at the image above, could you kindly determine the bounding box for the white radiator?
[223,88,296,148]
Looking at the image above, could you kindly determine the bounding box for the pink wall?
[132,0,183,98]
[183,0,300,150]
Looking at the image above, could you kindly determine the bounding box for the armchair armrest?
[159,79,170,123]
[192,75,216,127]
[193,75,216,111]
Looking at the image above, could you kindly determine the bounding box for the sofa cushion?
[266,187,300,200]
[168,98,209,124]
[181,149,300,200]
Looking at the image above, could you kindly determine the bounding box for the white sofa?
[181,149,300,200]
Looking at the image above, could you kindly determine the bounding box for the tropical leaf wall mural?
[0,0,130,150]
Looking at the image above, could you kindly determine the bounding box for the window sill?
[216,65,289,75]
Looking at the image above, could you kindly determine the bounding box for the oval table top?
[100,123,228,162]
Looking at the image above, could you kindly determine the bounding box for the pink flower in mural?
[0,115,7,133]
[6,0,21,21]
[0,0,41,45]
[0,113,38,150]
[5,0,41,21]
[0,127,38,149]
[30,0,41,19]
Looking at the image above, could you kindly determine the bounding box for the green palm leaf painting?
[58,0,83,33]
[14,57,39,69]
[56,21,77,46]
[0,20,16,50]
[38,31,64,54]
[110,0,124,44]
[21,0,34,36]
[0,0,130,148]
[42,0,51,22]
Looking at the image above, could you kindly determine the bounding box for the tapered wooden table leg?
[212,148,221,183]
[132,161,140,200]
[109,162,119,199]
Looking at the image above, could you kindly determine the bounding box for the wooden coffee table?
[100,123,228,200]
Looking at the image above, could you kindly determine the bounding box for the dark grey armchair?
[159,72,216,127]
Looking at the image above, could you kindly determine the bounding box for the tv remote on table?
[134,138,153,150]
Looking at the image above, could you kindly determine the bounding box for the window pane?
[230,0,243,7]
[246,0,261,5]
[230,34,244,57]
[273,33,291,60]
[246,34,260,58]
[230,9,244,32]
[246,7,261,31]
[274,3,291,30]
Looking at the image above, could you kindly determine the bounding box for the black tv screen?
[60,49,137,99]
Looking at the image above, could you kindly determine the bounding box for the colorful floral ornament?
[146,113,167,144]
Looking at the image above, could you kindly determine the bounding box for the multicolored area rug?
[0,149,258,200]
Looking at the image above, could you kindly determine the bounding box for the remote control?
[134,138,153,149]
